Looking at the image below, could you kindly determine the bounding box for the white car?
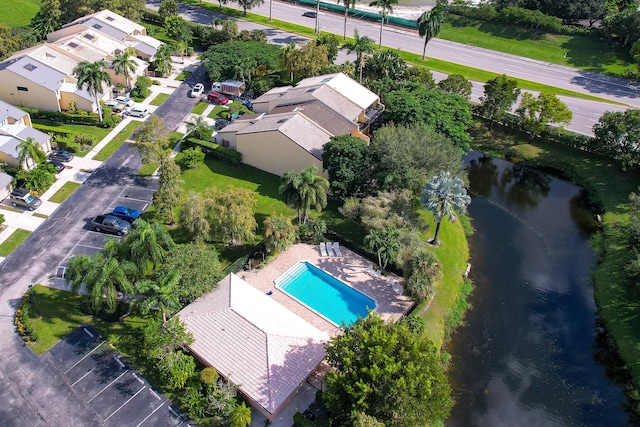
[191,83,204,98]
[104,99,123,112]
[129,106,149,118]
[115,96,135,107]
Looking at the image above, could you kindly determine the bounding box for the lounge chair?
[365,264,373,275]
[325,242,335,257]
[332,241,342,256]
[319,242,328,257]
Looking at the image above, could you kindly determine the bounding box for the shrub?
[57,140,81,153]
[180,147,205,169]
[0,214,5,226]
[200,367,220,385]
[74,135,95,151]
[14,291,37,343]
[22,108,99,125]
[183,138,242,164]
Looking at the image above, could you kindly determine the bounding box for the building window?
[17,86,28,92]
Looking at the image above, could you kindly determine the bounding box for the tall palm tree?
[279,166,329,223]
[123,219,175,274]
[421,171,471,245]
[73,60,112,123]
[66,253,136,313]
[154,44,173,78]
[364,228,400,269]
[135,271,181,323]
[185,115,210,139]
[17,137,46,169]
[336,0,357,40]
[417,1,446,60]
[281,42,299,81]
[341,30,375,83]
[369,0,398,49]
[112,50,137,89]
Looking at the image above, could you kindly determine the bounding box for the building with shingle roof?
[178,273,328,421]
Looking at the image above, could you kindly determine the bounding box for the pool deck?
[238,243,415,336]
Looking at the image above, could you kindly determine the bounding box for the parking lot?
[45,327,191,427]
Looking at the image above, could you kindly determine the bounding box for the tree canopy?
[591,108,640,170]
[202,41,282,83]
[322,135,370,199]
[324,314,453,426]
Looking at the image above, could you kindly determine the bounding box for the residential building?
[178,273,329,422]
[217,73,383,177]
[0,100,52,169]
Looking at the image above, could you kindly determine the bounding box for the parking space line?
[135,402,165,427]
[83,328,94,338]
[76,243,105,250]
[104,385,146,421]
[71,368,94,386]
[65,341,105,374]
[87,370,129,403]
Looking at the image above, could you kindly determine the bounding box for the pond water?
[446,152,630,426]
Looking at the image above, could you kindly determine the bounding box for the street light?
[315,0,320,35]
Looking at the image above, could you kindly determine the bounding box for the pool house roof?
[177,273,329,420]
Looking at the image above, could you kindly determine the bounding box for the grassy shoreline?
[470,121,640,412]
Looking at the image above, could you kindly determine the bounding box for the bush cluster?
[22,108,100,125]
[183,138,242,164]
[449,4,592,36]
[14,292,37,343]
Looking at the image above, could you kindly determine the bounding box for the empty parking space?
[45,327,190,427]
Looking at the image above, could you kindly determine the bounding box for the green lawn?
[93,121,140,161]
[32,120,111,157]
[138,161,158,177]
[192,102,208,115]
[149,93,170,106]
[0,229,31,256]
[27,285,92,354]
[176,71,192,81]
[49,182,81,204]
[0,0,40,27]
[208,106,229,119]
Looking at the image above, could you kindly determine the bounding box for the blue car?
[111,206,141,223]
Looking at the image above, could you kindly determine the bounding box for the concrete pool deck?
[238,243,415,335]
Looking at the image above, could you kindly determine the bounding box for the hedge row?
[183,137,242,164]
[22,108,101,125]
[14,292,37,343]
[449,4,593,36]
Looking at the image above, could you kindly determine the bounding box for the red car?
[207,91,229,105]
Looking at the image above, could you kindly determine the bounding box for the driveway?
[0,62,205,425]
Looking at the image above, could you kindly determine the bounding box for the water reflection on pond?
[446,152,628,426]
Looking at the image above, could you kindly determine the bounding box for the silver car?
[129,106,149,118]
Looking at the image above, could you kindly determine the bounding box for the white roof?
[178,273,328,415]
[295,72,379,110]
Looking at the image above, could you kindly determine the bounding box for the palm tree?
[73,60,112,123]
[369,0,398,49]
[336,0,358,40]
[66,253,136,313]
[135,271,181,323]
[154,44,173,78]
[229,402,252,427]
[185,115,210,139]
[421,171,471,245]
[281,42,299,81]
[279,165,329,224]
[123,219,175,274]
[264,215,297,253]
[17,137,46,169]
[112,50,137,89]
[364,228,400,269]
[417,1,446,61]
[341,30,375,83]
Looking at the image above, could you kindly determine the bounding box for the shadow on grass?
[448,15,546,42]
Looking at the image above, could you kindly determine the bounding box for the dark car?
[47,160,65,173]
[49,150,74,162]
[303,11,317,18]
[111,205,141,223]
[214,118,231,130]
[207,91,230,105]
[238,97,253,110]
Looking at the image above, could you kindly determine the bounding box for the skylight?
[105,16,115,21]
[68,42,79,48]
[83,33,95,40]
[93,24,102,30]
[23,63,37,71]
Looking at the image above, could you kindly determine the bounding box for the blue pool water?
[275,261,376,326]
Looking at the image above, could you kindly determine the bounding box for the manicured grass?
[208,106,228,119]
[0,0,40,27]
[149,93,170,106]
[0,229,31,256]
[33,213,48,219]
[141,21,173,44]
[192,102,208,115]
[443,15,633,77]
[470,121,640,404]
[176,71,192,81]
[93,121,140,161]
[0,205,24,213]
[49,182,81,204]
[32,120,111,157]
[27,285,92,354]
[138,162,158,177]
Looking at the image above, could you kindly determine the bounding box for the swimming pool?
[275,261,376,326]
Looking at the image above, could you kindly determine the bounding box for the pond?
[446,152,630,426]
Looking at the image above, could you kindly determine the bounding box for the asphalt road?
[0,68,204,425]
